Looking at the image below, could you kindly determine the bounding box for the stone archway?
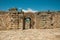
[24,17,31,29]
[23,12,35,30]
[23,17,31,29]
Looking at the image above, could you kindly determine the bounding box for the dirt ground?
[0,28,60,40]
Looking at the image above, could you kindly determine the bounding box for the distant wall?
[0,11,60,30]
[35,12,60,29]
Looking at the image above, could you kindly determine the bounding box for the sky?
[0,0,60,11]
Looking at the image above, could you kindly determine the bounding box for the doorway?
[23,17,31,29]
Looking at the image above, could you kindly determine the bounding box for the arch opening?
[23,17,31,29]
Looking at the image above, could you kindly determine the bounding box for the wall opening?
[23,17,31,29]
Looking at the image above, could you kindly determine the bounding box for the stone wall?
[0,12,11,30]
[0,10,60,30]
[35,12,60,29]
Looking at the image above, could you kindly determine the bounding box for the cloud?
[22,8,38,13]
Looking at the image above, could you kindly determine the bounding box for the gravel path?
[0,29,60,40]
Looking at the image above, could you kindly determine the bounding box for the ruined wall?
[9,12,19,29]
[35,12,51,29]
[19,12,23,29]
[0,11,22,30]
[52,12,60,28]
[0,12,11,30]
[35,12,60,29]
[0,10,60,30]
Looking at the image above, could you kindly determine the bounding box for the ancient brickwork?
[35,12,60,29]
[0,8,60,30]
[36,12,52,29]
[0,12,11,30]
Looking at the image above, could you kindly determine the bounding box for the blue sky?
[0,0,60,11]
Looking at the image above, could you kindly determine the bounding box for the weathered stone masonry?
[0,8,60,30]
